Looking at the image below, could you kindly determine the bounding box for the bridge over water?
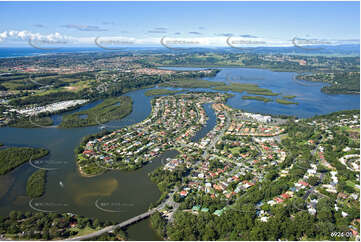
[65,208,158,241]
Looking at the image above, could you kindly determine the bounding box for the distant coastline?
[0,47,105,58]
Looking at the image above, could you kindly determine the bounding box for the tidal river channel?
[0,89,169,240]
[0,67,359,240]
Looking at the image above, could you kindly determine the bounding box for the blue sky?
[0,1,359,47]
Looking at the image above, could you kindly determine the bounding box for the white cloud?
[0,30,75,44]
[0,30,357,47]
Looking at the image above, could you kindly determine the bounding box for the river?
[0,67,359,240]
[0,89,164,240]
[160,67,360,118]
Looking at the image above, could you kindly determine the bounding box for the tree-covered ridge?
[0,147,49,175]
[297,72,360,94]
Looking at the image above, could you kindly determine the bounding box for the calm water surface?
[0,67,359,240]
[0,89,163,239]
[160,67,360,117]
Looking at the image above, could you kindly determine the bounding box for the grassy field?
[242,95,273,102]
[276,99,299,105]
[213,83,279,96]
[60,96,132,128]
[145,89,184,96]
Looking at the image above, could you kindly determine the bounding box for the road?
[65,191,176,241]
[65,209,156,241]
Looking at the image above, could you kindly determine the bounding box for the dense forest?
[0,210,119,240]
[0,147,49,175]
[297,72,360,94]
[26,169,47,198]
[9,115,53,128]
[165,197,358,241]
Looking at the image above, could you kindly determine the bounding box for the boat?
[59,181,64,188]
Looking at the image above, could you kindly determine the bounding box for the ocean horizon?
[0,44,359,58]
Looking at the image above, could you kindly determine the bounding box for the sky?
[0,1,359,48]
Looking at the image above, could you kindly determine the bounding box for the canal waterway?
[0,67,359,239]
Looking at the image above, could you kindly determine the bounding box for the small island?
[26,169,47,198]
[242,95,273,102]
[160,78,225,89]
[282,95,296,99]
[145,89,184,96]
[60,96,132,128]
[213,83,279,96]
[276,98,299,105]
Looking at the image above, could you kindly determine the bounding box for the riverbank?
[60,96,132,128]
[75,92,229,177]
[0,147,49,175]
[0,66,359,240]
[296,72,360,95]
